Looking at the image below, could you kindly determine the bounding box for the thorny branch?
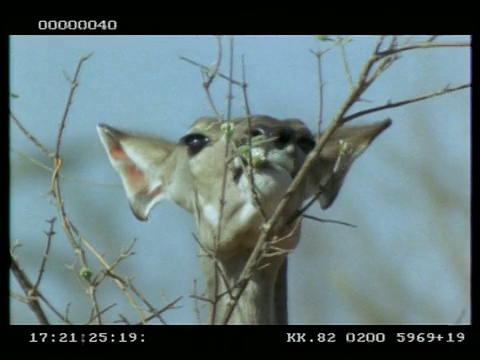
[86,303,118,325]
[79,233,147,324]
[302,214,357,228]
[10,112,50,157]
[216,35,470,324]
[10,54,98,324]
[104,271,180,325]
[10,256,50,325]
[241,54,268,221]
[133,296,183,325]
[218,37,386,322]
[309,48,329,132]
[336,36,354,90]
[376,40,470,57]
[32,218,56,295]
[342,83,470,124]
[11,36,470,325]
[45,53,105,323]
[209,36,233,324]
[11,53,177,325]
[179,56,243,87]
[10,254,72,324]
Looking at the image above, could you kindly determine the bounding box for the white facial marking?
[203,204,219,226]
[237,164,292,216]
[237,201,259,227]
[266,147,295,174]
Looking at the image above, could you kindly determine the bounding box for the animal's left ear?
[309,119,391,209]
[97,124,193,220]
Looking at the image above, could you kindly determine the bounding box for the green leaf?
[79,267,92,280]
[221,122,235,137]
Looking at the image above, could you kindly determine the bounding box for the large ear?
[311,119,391,209]
[97,124,193,220]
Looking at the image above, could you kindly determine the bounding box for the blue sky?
[10,35,470,324]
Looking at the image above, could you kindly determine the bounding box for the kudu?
[97,115,390,324]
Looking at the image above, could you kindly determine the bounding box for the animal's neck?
[192,170,302,324]
[200,251,285,324]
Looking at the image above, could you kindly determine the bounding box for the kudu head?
[97,115,390,324]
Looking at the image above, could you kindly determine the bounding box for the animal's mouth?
[227,120,316,186]
[231,137,295,185]
[232,145,268,183]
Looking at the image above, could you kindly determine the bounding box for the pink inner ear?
[125,163,148,194]
[109,142,129,160]
[107,140,152,195]
[149,185,163,198]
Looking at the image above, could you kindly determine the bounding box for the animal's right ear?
[309,119,391,209]
[97,124,193,220]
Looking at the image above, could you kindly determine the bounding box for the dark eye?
[275,128,295,148]
[180,133,210,156]
[250,127,265,137]
[297,136,315,153]
[238,126,266,145]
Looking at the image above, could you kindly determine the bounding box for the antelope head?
[97,115,390,324]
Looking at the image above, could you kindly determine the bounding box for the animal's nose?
[249,126,296,149]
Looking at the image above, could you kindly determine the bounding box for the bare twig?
[192,278,202,324]
[207,37,237,324]
[336,36,354,90]
[179,56,243,87]
[186,42,236,324]
[64,303,71,323]
[240,55,251,116]
[204,36,222,90]
[240,54,268,221]
[46,53,107,324]
[309,48,328,132]
[116,314,130,325]
[87,285,103,325]
[376,40,470,57]
[302,214,357,228]
[54,53,92,156]
[80,234,147,324]
[104,271,170,325]
[11,148,110,185]
[191,233,235,322]
[10,112,50,157]
[343,83,471,124]
[11,255,76,324]
[92,238,137,285]
[202,37,223,120]
[10,54,99,325]
[225,36,234,122]
[12,52,185,325]
[32,218,56,295]
[190,294,215,304]
[85,303,117,325]
[10,255,50,325]
[49,55,91,271]
[134,296,183,325]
